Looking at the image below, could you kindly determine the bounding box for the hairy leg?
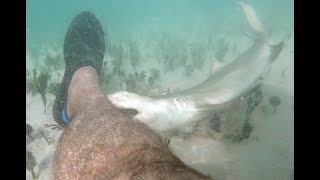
[53,66,211,179]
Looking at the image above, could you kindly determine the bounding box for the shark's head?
[107,91,142,109]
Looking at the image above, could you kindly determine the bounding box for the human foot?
[53,11,105,126]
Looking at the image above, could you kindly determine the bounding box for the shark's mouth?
[118,108,139,117]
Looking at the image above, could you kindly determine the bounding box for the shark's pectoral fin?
[269,41,284,63]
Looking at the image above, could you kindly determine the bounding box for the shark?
[107,1,284,132]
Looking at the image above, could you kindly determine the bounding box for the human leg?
[53,11,211,180]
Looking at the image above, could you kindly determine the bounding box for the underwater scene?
[26,0,294,179]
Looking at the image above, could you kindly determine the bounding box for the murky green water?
[26,1,294,179]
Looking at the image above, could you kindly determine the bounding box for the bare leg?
[53,66,211,179]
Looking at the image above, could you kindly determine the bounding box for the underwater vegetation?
[233,84,263,142]
[124,71,147,94]
[148,68,160,87]
[157,35,187,72]
[26,123,33,137]
[102,40,129,90]
[214,37,229,62]
[107,67,161,95]
[117,69,127,90]
[49,82,59,96]
[184,64,195,77]
[43,52,63,71]
[210,113,222,133]
[26,150,37,179]
[150,33,234,77]
[26,70,37,96]
[101,71,113,89]
[108,42,124,75]
[43,123,63,130]
[235,121,253,142]
[27,46,64,114]
[191,43,206,70]
[128,40,140,68]
[101,38,164,93]
[102,33,235,83]
[246,85,263,115]
[160,42,177,72]
[147,74,155,86]
[269,96,281,113]
[31,68,50,113]
[38,129,52,145]
[99,61,113,90]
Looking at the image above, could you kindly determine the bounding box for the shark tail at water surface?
[239,1,266,40]
[239,1,283,62]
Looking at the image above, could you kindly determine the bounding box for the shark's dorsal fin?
[269,41,284,63]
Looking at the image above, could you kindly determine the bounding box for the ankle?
[67,66,101,118]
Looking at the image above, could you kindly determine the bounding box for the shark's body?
[107,2,284,132]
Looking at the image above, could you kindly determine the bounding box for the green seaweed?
[125,73,137,92]
[147,68,160,88]
[233,85,263,142]
[148,76,155,86]
[157,35,187,72]
[124,70,149,94]
[246,85,263,115]
[109,43,124,75]
[38,129,52,145]
[191,43,206,69]
[26,150,37,179]
[184,64,195,77]
[149,68,160,80]
[32,68,50,113]
[214,37,229,62]
[99,61,112,89]
[26,123,33,137]
[26,75,37,96]
[139,71,146,82]
[269,96,281,113]
[232,120,253,142]
[116,69,126,90]
[129,40,140,68]
[210,113,222,133]
[43,53,63,71]
[43,123,63,130]
[49,82,59,96]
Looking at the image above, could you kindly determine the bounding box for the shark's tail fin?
[239,1,267,41]
[239,1,284,61]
